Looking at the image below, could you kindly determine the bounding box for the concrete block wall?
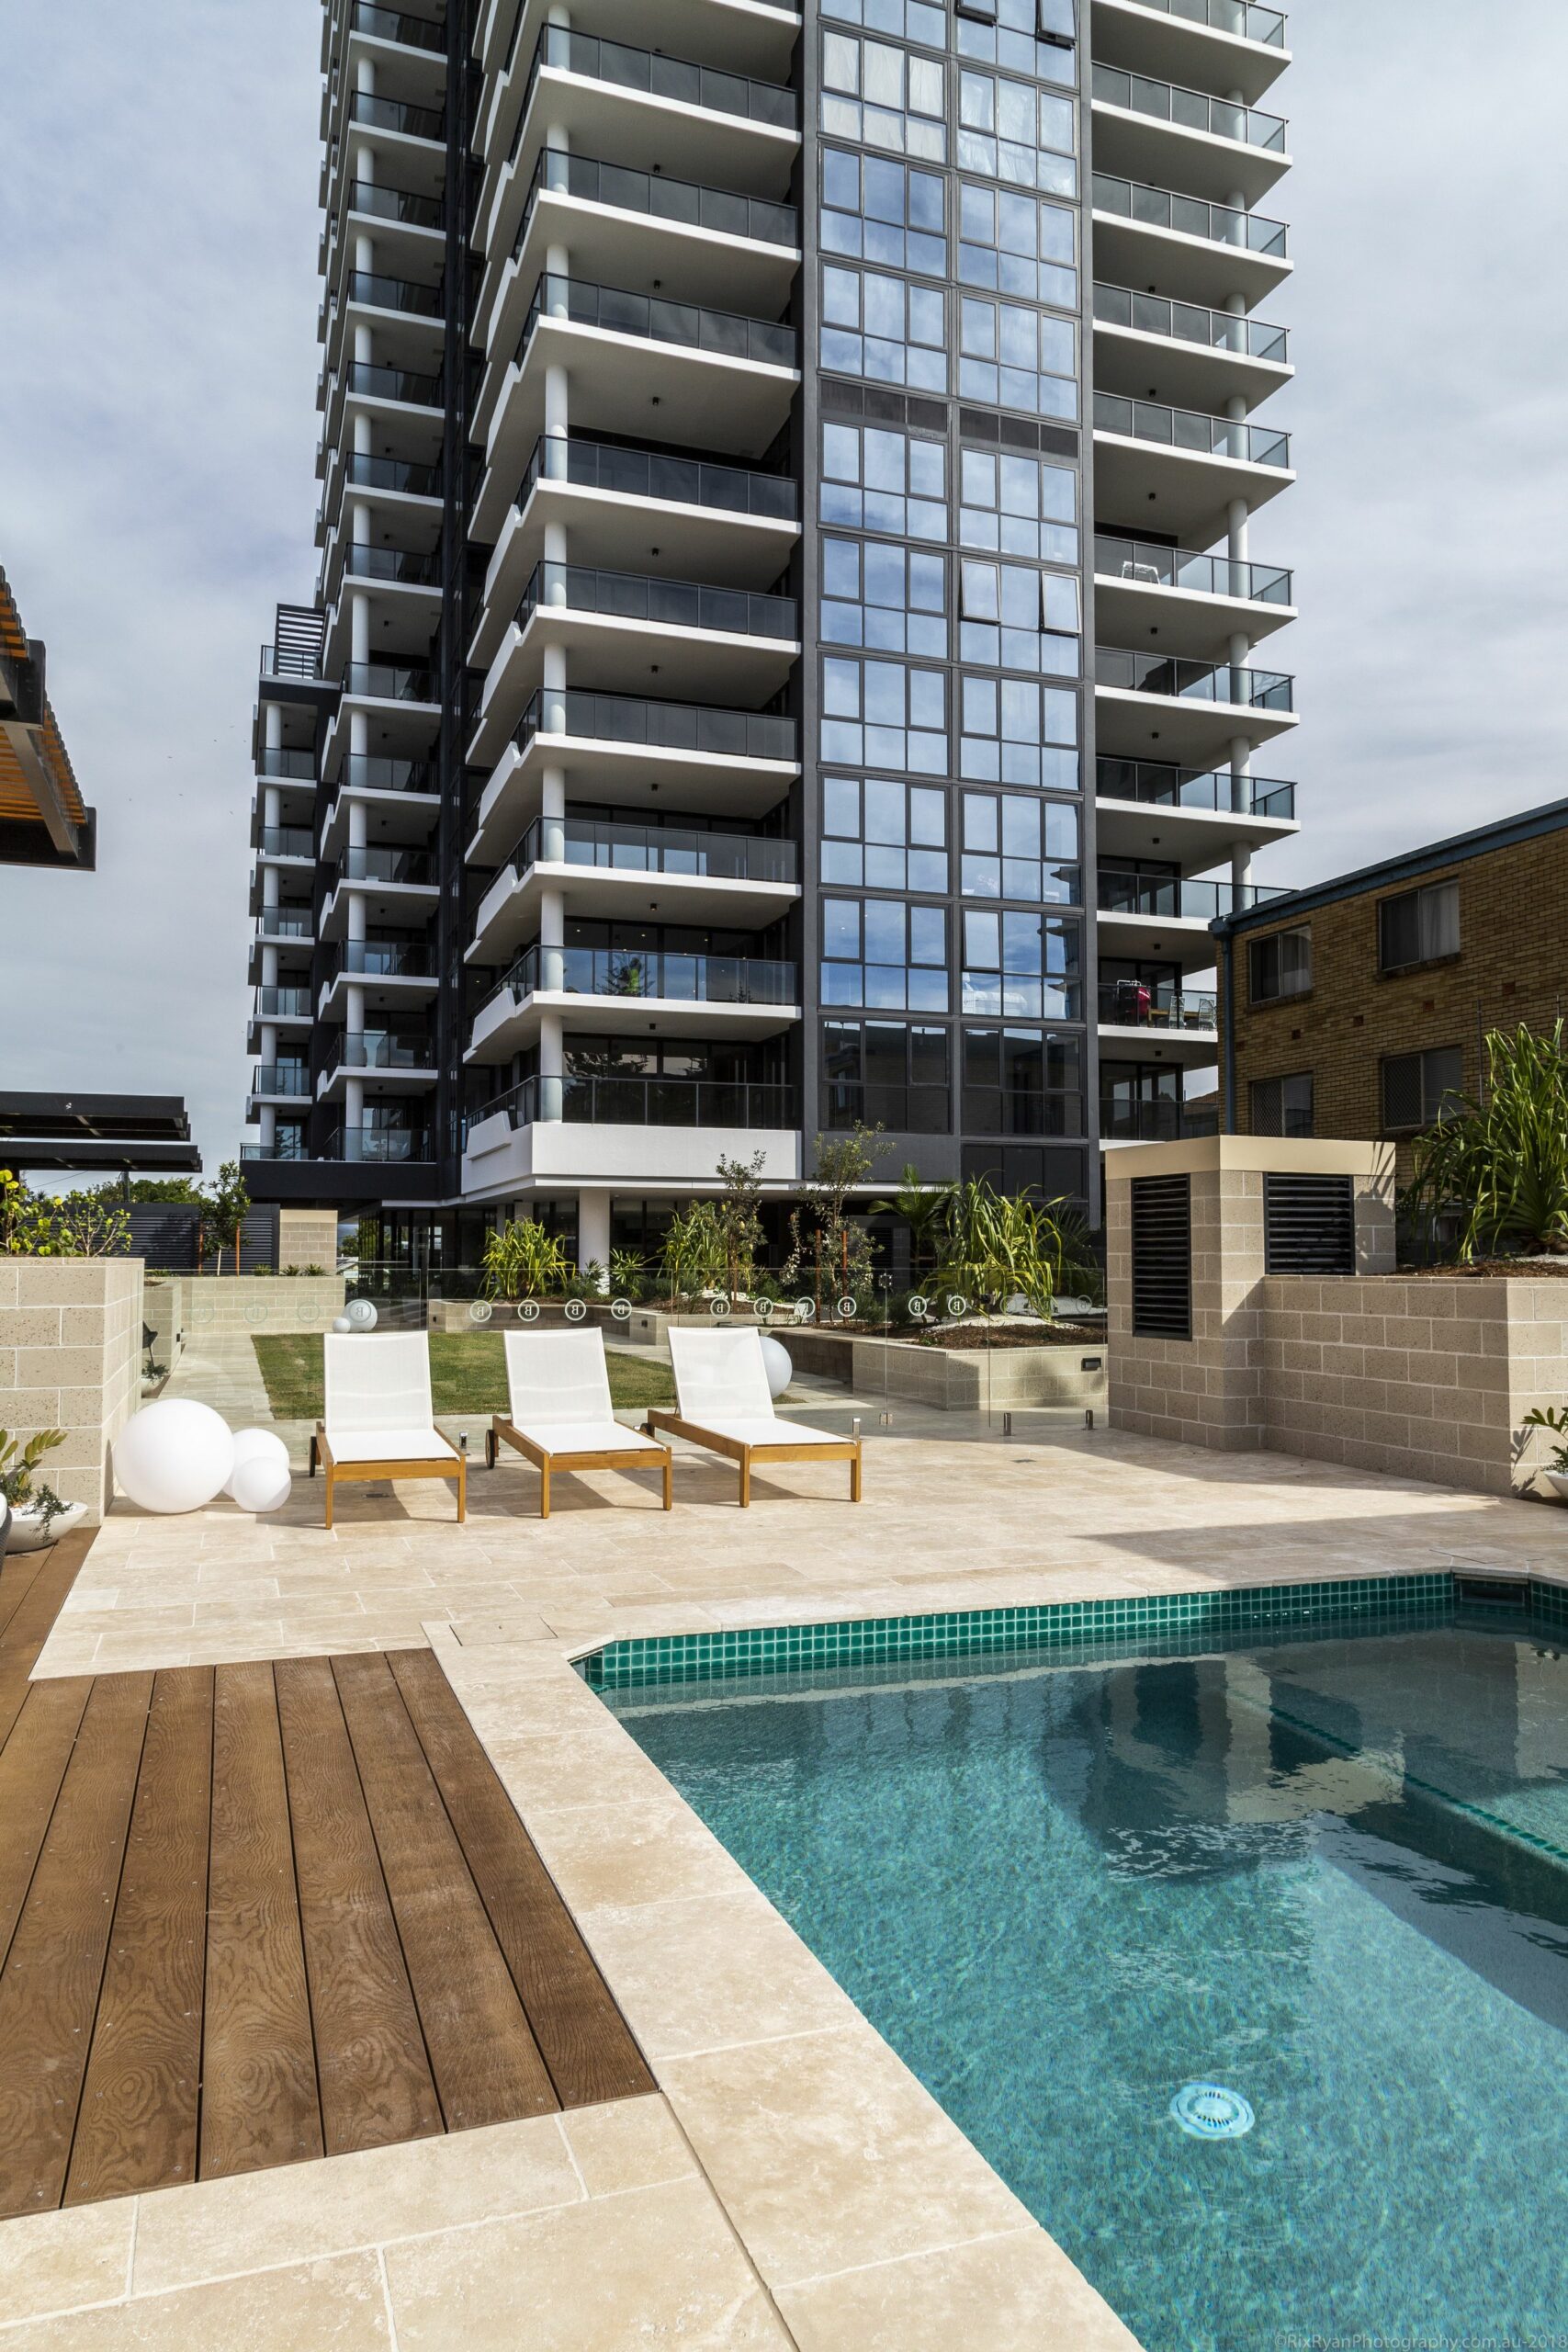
[277,1208,339,1272]
[1261,1276,1568,1497]
[154,1275,348,1339]
[0,1257,144,1521]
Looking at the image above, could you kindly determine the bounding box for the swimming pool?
[598,1589,1568,2351]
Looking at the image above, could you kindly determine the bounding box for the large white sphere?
[345,1297,378,1330]
[225,1426,289,1499]
[759,1335,793,1399]
[114,1400,235,1515]
[231,1457,292,1514]
[333,1315,354,1334]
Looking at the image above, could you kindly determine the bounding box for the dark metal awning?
[0,1093,202,1175]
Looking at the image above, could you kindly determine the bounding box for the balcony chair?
[310,1332,466,1528]
[486,1329,672,1518]
[647,1326,862,1508]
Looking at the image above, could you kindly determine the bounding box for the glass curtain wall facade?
[243,0,1296,1252]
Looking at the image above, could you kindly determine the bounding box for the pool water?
[607,1618,1568,2351]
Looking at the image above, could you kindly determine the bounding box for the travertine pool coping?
[11,1403,1568,2346]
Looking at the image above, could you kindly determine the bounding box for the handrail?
[474,1074,798,1131]
[253,1066,313,1096]
[342,268,444,320]
[478,942,798,1017]
[1091,63,1287,153]
[1092,282,1287,366]
[341,661,436,702]
[349,89,445,140]
[497,815,797,887]
[1098,869,1287,918]
[1092,172,1287,259]
[327,1031,434,1071]
[335,941,436,978]
[520,433,797,522]
[254,987,311,1017]
[341,544,441,586]
[1093,535,1292,605]
[517,560,797,643]
[344,179,444,230]
[341,358,443,407]
[1125,0,1286,48]
[342,450,441,496]
[520,271,796,372]
[256,826,313,857]
[349,4,444,54]
[517,688,797,765]
[257,747,317,780]
[1095,646,1292,710]
[1096,758,1296,820]
[1098,981,1218,1030]
[321,1125,434,1163]
[255,909,313,938]
[1093,390,1290,469]
[519,150,797,255]
[524,24,797,137]
[335,846,436,887]
[338,753,439,793]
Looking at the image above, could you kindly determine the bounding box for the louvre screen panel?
[1130,1174,1192,1339]
[1263,1173,1355,1274]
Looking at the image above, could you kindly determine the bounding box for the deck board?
[0,1527,650,2212]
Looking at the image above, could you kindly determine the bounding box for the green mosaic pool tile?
[1531,1576,1568,1634]
[578,1571,1461,1691]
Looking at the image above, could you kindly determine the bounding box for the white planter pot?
[5,1500,87,1553]
[1544,1472,1568,1505]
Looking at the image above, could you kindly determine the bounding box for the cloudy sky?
[4,0,1565,1176]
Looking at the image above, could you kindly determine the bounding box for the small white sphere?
[759,1335,793,1399]
[114,1400,235,1515]
[345,1297,378,1330]
[231,1457,292,1514]
[333,1315,354,1334]
[225,1426,289,1499]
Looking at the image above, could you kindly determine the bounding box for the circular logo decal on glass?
[519,1299,541,1323]
[468,1299,493,1324]
[564,1298,588,1323]
[610,1296,631,1321]
[1170,2084,1254,2141]
[754,1295,775,1322]
[945,1294,968,1319]
[836,1295,857,1320]
[793,1298,817,1324]
[908,1294,930,1321]
[710,1294,731,1318]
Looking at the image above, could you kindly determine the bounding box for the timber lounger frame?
[486,1329,673,1519]
[645,1326,863,1507]
[310,1331,467,1528]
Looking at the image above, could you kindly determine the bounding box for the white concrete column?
[541,763,567,865]
[544,517,569,613]
[260,1104,277,1149]
[351,590,371,699]
[577,1189,610,1275]
[538,1011,564,1121]
[264,704,283,757]
[539,884,565,995]
[547,243,570,313]
[542,640,568,737]
[545,363,570,449]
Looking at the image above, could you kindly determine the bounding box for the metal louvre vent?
[1263,1173,1355,1274]
[1131,1175,1192,1340]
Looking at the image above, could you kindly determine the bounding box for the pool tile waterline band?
[581,1570,1568,1690]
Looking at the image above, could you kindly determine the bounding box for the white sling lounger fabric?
[502,1329,666,1459]
[322,1332,458,1464]
[665,1326,842,1447]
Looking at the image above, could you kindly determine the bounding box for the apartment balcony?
[468,943,800,1062]
[485,142,800,354]
[479,24,799,268]
[1092,390,1292,547]
[469,688,800,857]
[477,274,798,534]
[329,178,445,289]
[469,564,800,763]
[321,659,441,775]
[321,266,444,386]
[1090,0,1291,110]
[318,937,439,1021]
[1090,62,1290,207]
[321,753,441,852]
[320,544,444,678]
[255,746,317,785]
[1091,172,1291,307]
[1095,755,1298,867]
[246,1065,314,1123]
[1093,534,1294,660]
[1099,1096,1215,1148]
[252,824,314,871]
[468,815,800,965]
[247,986,312,1053]
[248,908,315,983]
[317,1030,439,1102]
[475,0,802,91]
[1097,979,1219,1069]
[320,844,441,937]
[1095,865,1285,963]
[1091,282,1290,413]
[1094,644,1296,763]
[317,449,442,550]
[474,434,799,666]
[462,1074,801,1197]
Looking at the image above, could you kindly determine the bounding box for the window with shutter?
[1131,1174,1191,1340]
[1264,1175,1354,1273]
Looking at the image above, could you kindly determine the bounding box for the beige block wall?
[0,1257,144,1521]
[1262,1276,1568,1497]
[277,1208,340,1272]
[156,1274,348,1339]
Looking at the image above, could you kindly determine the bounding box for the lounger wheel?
[308,1434,318,1477]
[485,1428,498,1471]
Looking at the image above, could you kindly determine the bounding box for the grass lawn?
[254,1331,675,1420]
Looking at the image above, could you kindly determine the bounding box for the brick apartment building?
[1211,798,1568,1170]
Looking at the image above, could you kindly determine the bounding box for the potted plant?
[1521,1406,1568,1501]
[0,1427,83,1551]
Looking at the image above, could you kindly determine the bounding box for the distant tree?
[200,1161,251,1276]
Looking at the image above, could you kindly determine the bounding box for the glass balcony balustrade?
[1092,172,1288,259]
[516,689,797,765]
[1094,535,1291,605]
[472,1075,797,1133]
[523,25,798,137]
[496,815,797,888]
[518,151,798,255]
[1091,63,1287,153]
[517,560,797,643]
[519,273,796,373]
[1092,283,1287,366]
[519,434,797,522]
[1096,757,1295,819]
[1095,646,1293,711]
[479,943,797,1019]
[1093,390,1291,469]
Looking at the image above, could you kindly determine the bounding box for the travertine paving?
[11,1388,1568,2347]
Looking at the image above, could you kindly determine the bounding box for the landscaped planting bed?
[254,1332,674,1420]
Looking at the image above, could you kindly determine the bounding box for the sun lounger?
[647,1326,862,1507]
[486,1328,672,1518]
[310,1331,465,1529]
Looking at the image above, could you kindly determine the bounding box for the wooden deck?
[0,1539,653,2219]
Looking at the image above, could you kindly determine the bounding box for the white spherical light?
[759,1335,793,1399]
[231,1457,293,1514]
[114,1400,235,1515]
[333,1315,354,1334]
[345,1297,378,1330]
[224,1426,289,1499]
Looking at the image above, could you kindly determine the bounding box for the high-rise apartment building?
[244,0,1297,1276]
